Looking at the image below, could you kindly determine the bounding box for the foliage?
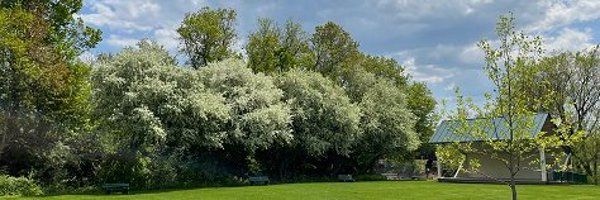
[496,36,600,184]
[310,22,360,79]
[177,7,237,68]
[0,175,43,196]
[91,40,232,188]
[344,70,420,173]
[199,59,293,152]
[92,40,230,153]
[0,0,100,186]
[440,13,580,200]
[246,19,313,73]
[277,70,361,157]
[198,59,292,174]
[0,2,439,192]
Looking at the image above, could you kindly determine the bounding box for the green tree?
[0,0,100,181]
[359,55,408,87]
[439,14,578,200]
[177,7,237,68]
[310,22,360,79]
[246,18,313,74]
[345,70,420,173]
[505,44,600,184]
[533,48,600,184]
[406,82,437,157]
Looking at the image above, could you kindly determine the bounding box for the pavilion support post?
[539,147,547,182]
[437,158,442,178]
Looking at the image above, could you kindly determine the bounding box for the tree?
[511,46,600,184]
[0,0,101,181]
[359,55,408,87]
[439,14,576,200]
[246,18,280,73]
[91,40,234,187]
[177,7,237,68]
[310,22,360,79]
[270,69,361,177]
[92,40,232,153]
[246,19,313,74]
[344,70,420,174]
[406,82,437,157]
[198,58,293,173]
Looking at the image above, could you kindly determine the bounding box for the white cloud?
[527,0,600,32]
[545,27,594,52]
[402,57,455,84]
[79,0,161,31]
[459,42,487,65]
[80,0,600,105]
[154,27,179,50]
[106,35,139,47]
[81,0,208,48]
[374,0,493,19]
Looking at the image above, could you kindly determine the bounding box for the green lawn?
[5,181,600,200]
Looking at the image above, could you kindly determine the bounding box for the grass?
[4,181,600,200]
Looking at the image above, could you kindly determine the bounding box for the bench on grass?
[249,176,270,185]
[337,174,355,182]
[102,183,130,194]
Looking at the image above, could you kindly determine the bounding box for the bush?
[0,175,44,196]
[355,174,387,181]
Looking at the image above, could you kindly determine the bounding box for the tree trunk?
[594,158,598,185]
[510,175,518,200]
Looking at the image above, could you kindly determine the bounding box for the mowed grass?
[5,181,600,200]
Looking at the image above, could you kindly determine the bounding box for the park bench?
[337,174,355,182]
[381,173,400,180]
[102,183,130,194]
[249,176,270,185]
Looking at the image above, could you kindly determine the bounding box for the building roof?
[429,113,550,144]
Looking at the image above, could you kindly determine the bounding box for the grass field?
[5,181,600,200]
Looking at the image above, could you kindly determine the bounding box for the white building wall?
[459,151,543,180]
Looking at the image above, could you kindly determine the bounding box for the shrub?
[355,174,387,181]
[0,175,43,196]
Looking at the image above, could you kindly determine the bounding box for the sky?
[78,0,600,109]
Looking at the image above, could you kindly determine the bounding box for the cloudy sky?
[79,0,600,108]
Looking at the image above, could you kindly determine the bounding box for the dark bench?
[249,176,270,185]
[337,174,355,182]
[102,183,130,194]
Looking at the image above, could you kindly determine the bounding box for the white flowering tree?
[346,70,420,174]
[91,40,231,155]
[198,59,293,173]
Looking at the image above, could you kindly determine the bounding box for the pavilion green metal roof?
[429,113,550,144]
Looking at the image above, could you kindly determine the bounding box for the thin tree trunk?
[510,180,517,200]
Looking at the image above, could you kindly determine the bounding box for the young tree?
[439,14,577,200]
[177,7,237,68]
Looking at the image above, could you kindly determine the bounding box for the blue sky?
[78,0,600,108]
